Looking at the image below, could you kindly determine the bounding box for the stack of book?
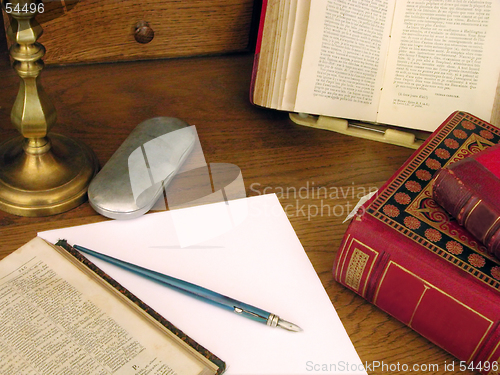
[334,111,500,374]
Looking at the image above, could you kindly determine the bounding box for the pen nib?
[277,318,303,332]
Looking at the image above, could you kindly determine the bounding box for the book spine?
[433,165,500,259]
[334,215,500,374]
[249,0,268,105]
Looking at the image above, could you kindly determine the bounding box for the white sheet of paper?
[39,194,366,375]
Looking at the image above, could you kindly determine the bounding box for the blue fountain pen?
[72,243,302,332]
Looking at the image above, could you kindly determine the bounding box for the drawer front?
[3,0,256,65]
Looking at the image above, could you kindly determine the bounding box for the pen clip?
[233,306,267,322]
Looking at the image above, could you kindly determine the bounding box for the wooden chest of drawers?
[2,0,257,65]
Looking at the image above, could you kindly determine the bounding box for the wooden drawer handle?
[134,21,154,44]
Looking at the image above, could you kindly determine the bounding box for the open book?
[251,0,500,133]
[0,237,225,375]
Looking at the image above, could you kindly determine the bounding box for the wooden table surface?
[0,45,475,373]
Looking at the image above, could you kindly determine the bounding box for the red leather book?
[334,112,500,374]
[433,144,500,259]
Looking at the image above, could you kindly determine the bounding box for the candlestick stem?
[0,1,98,216]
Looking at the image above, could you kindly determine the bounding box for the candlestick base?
[0,133,98,216]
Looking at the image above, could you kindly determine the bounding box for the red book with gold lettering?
[433,144,500,259]
[334,112,500,373]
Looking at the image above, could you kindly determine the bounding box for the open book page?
[252,0,279,107]
[377,0,500,131]
[293,0,396,121]
[0,237,217,375]
[265,0,286,107]
[274,0,296,108]
[281,0,310,111]
[269,0,292,108]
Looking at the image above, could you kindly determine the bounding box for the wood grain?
[0,51,478,374]
[2,0,257,65]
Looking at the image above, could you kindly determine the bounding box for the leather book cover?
[433,144,500,259]
[334,111,500,373]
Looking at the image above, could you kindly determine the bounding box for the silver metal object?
[88,117,195,219]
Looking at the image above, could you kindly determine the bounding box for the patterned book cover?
[433,144,500,259]
[334,111,500,373]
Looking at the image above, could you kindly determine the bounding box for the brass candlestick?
[0,0,98,216]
